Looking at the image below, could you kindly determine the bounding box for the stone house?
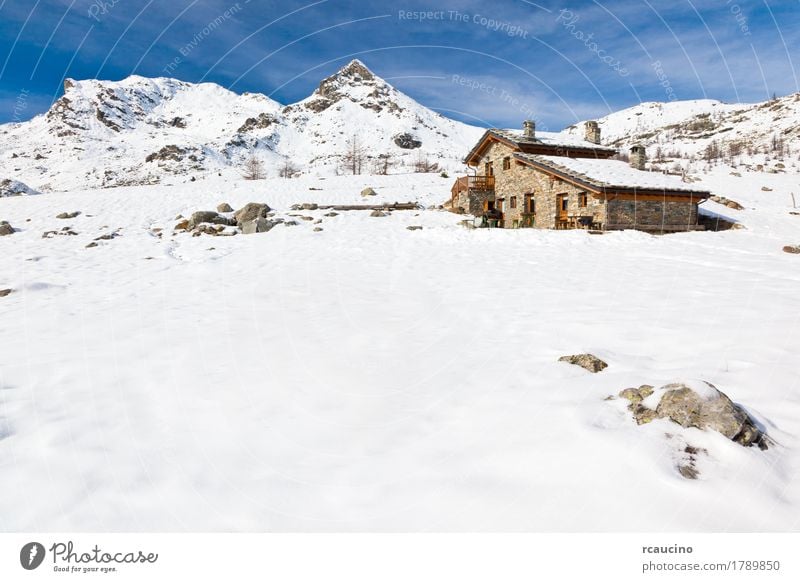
[450,120,711,232]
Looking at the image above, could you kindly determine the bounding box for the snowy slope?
[567,93,800,170]
[0,167,798,532]
[0,60,483,191]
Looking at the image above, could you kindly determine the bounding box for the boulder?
[240,217,275,235]
[234,202,271,225]
[0,288,12,297]
[783,245,800,254]
[217,202,233,213]
[0,178,40,197]
[620,381,766,448]
[558,353,608,373]
[655,382,762,447]
[174,219,190,231]
[301,203,319,210]
[187,211,232,230]
[370,210,387,217]
[313,227,323,232]
[0,221,14,236]
[56,211,81,219]
[361,187,377,197]
[406,226,423,231]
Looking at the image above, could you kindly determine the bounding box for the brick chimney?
[629,145,647,170]
[585,121,601,144]
[522,120,535,139]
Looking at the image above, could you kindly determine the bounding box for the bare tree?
[371,152,396,175]
[412,150,440,173]
[340,134,367,175]
[279,158,299,178]
[242,154,266,180]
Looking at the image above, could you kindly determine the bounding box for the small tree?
[279,158,299,178]
[371,152,396,175]
[242,154,266,180]
[412,150,439,173]
[341,134,367,175]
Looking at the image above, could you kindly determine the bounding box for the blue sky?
[0,0,798,128]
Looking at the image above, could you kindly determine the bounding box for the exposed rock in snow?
[234,202,271,225]
[622,381,766,448]
[0,178,40,197]
[0,221,14,236]
[360,187,377,197]
[558,353,608,373]
[216,203,233,213]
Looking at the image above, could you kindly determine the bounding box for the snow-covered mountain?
[567,93,800,171]
[0,60,483,191]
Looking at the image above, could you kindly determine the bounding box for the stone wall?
[607,198,699,231]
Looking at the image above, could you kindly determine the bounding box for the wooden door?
[557,194,568,221]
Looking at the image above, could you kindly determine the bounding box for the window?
[526,194,535,214]
[561,196,569,211]
[579,192,588,207]
[510,196,517,209]
[485,161,494,176]
[502,157,511,170]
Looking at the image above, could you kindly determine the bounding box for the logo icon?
[20,542,46,570]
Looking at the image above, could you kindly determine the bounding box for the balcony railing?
[451,175,495,196]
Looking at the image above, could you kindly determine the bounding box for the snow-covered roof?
[491,128,617,152]
[515,154,711,195]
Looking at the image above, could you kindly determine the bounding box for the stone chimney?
[629,145,647,170]
[522,119,535,139]
[585,121,601,144]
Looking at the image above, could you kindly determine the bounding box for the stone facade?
[467,140,606,229]
[607,198,699,230]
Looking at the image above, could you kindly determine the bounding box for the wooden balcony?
[451,175,495,196]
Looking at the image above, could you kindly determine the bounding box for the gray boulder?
[0,288,12,297]
[241,217,275,235]
[0,221,14,236]
[370,210,387,217]
[234,202,271,225]
[217,202,233,213]
[187,211,232,230]
[559,353,608,373]
[56,211,80,219]
[655,382,763,447]
[361,187,377,197]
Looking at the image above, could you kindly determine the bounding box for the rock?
[361,187,377,197]
[187,211,232,230]
[284,220,299,226]
[234,202,271,225]
[85,242,98,248]
[301,203,319,210]
[240,217,275,235]
[324,212,339,217]
[654,382,763,446]
[406,226,423,231]
[0,221,14,236]
[761,186,773,192]
[313,227,323,232]
[558,353,608,373]
[56,211,80,219]
[370,210,387,217]
[619,385,657,424]
[1,178,40,197]
[393,132,422,149]
[174,219,190,231]
[42,227,78,238]
[313,219,322,224]
[300,216,314,221]
[217,202,233,213]
[0,288,12,297]
[783,245,800,254]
